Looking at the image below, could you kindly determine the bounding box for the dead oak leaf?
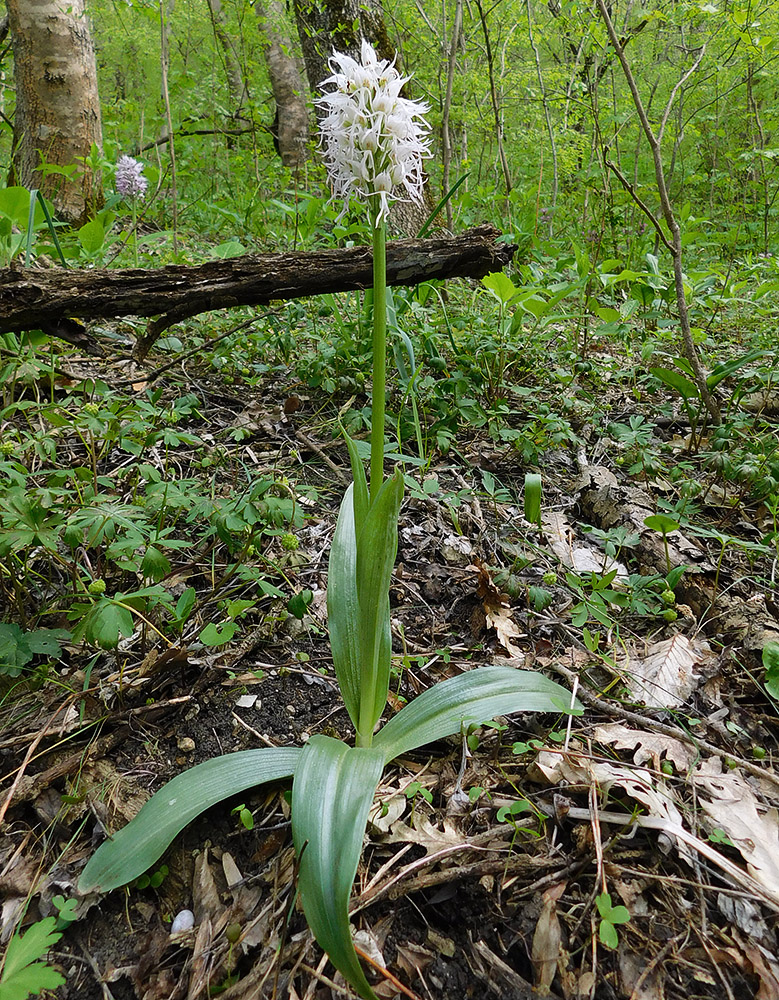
[594,722,695,772]
[485,603,525,658]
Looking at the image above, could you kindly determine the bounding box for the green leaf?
[482,271,519,305]
[344,433,369,529]
[643,514,679,535]
[327,484,362,729]
[79,599,135,649]
[707,348,764,390]
[174,587,197,625]
[0,624,32,676]
[288,589,313,619]
[78,748,300,892]
[292,736,385,1000]
[598,919,619,950]
[523,473,542,527]
[528,586,553,612]
[373,665,579,764]
[24,628,70,657]
[0,917,65,1000]
[354,469,403,741]
[0,186,41,228]
[141,546,171,582]
[77,218,105,254]
[650,366,699,401]
[595,892,630,923]
[199,622,237,646]
[328,469,404,741]
[763,641,779,700]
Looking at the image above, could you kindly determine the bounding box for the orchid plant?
[115,155,148,267]
[78,42,580,1000]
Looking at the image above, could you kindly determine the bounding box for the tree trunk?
[292,0,435,234]
[255,0,309,168]
[7,0,103,224]
[205,0,249,113]
[0,225,516,360]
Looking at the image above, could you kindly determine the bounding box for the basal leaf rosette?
[316,39,430,225]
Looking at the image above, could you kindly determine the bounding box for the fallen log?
[0,224,516,361]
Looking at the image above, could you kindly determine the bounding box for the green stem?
[370,212,387,505]
[132,198,138,268]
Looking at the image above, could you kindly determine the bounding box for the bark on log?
[0,225,515,361]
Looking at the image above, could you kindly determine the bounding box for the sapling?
[78,41,580,1000]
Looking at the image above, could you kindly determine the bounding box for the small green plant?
[643,514,680,574]
[524,472,542,528]
[404,781,433,805]
[0,916,65,1000]
[595,892,630,949]
[0,625,70,677]
[707,828,733,846]
[133,864,168,891]
[231,804,255,831]
[762,640,779,701]
[50,897,78,931]
[496,798,534,823]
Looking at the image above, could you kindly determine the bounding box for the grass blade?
[292,736,385,1000]
[78,748,300,893]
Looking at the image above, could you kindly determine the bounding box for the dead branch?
[0,224,516,361]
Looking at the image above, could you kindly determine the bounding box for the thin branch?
[604,159,674,254]
[658,44,706,144]
[594,0,720,424]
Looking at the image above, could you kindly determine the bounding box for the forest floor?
[2,330,779,1000]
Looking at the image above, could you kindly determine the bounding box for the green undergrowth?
[2,232,777,688]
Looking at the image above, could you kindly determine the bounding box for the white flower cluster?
[316,40,430,224]
[115,155,148,200]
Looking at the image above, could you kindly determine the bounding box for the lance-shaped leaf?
[355,468,403,742]
[328,484,362,729]
[344,432,369,530]
[374,665,579,764]
[292,735,385,1000]
[78,748,300,893]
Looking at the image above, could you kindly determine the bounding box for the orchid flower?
[316,40,430,226]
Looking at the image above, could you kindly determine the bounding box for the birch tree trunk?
[7,0,103,224]
[255,0,309,168]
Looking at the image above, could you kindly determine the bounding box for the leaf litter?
[1,364,778,1000]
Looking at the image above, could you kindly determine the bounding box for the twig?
[548,658,779,792]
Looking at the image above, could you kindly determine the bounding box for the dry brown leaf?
[620,635,716,708]
[485,603,524,657]
[193,848,222,924]
[731,930,779,1000]
[594,722,695,772]
[529,749,693,863]
[693,758,779,902]
[541,511,628,578]
[618,946,665,999]
[385,814,468,855]
[395,941,436,979]
[472,559,525,656]
[531,881,565,994]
